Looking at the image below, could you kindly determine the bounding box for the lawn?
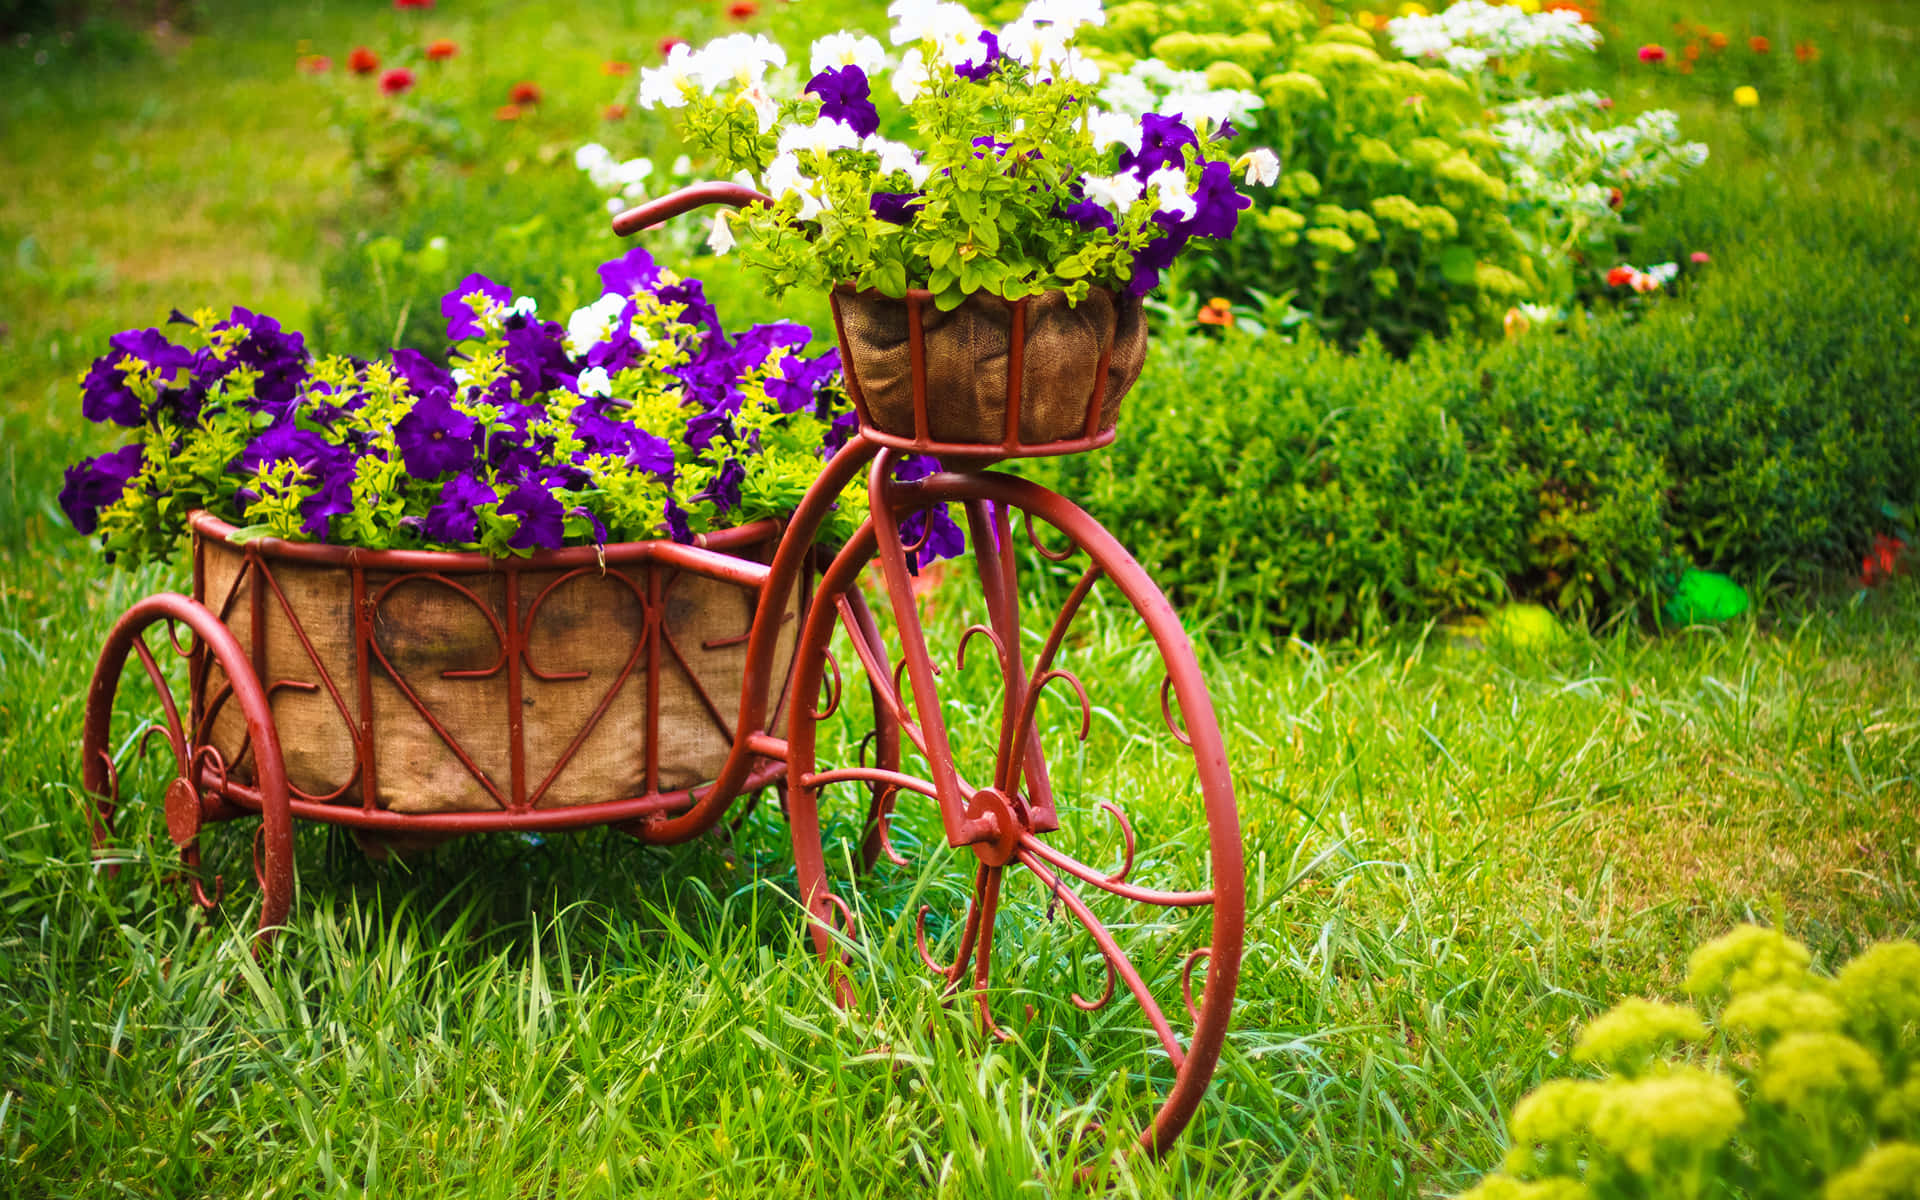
[1,1,1916,1197]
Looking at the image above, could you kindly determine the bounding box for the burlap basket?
[191,517,799,816]
[829,285,1148,448]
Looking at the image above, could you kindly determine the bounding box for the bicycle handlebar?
[610,182,777,237]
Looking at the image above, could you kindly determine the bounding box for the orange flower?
[1862,534,1906,586]
[1197,298,1234,327]
[508,80,542,104]
[426,39,456,60]
[348,46,379,75]
[603,103,628,120]
[1677,60,1694,74]
[602,60,633,76]
[494,103,522,121]
[1794,41,1819,63]
[1543,0,1596,23]
[1749,35,1771,54]
[1708,31,1728,50]
[726,0,759,18]
[1683,43,1700,62]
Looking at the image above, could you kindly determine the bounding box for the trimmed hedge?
[1047,180,1920,637]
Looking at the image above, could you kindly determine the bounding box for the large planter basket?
[189,513,802,820]
[829,284,1148,457]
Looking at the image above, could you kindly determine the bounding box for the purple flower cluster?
[806,66,880,139]
[1078,113,1254,298]
[62,248,966,573]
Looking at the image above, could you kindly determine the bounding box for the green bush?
[1049,183,1920,637]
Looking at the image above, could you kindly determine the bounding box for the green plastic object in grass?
[1487,603,1567,650]
[1664,568,1750,624]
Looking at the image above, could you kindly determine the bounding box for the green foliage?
[1091,6,1531,349]
[1462,927,1920,1199]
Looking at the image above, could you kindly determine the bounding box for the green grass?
[2,1,1918,1197]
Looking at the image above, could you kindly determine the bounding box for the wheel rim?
[787,465,1244,1156]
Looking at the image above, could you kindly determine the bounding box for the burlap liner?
[197,532,799,815]
[832,285,1148,445]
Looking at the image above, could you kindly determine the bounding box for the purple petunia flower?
[1184,159,1253,240]
[499,480,566,550]
[236,422,340,476]
[1060,196,1116,233]
[683,407,736,452]
[870,191,924,225]
[503,318,573,396]
[661,496,693,544]
[729,322,813,371]
[573,407,676,478]
[422,472,496,544]
[954,30,999,81]
[300,471,355,541]
[440,273,511,341]
[81,329,196,427]
[693,459,746,515]
[58,444,146,534]
[598,246,663,298]
[220,307,310,411]
[766,349,840,414]
[656,277,721,339]
[1119,113,1198,177]
[898,505,966,573]
[805,66,880,139]
[390,348,455,400]
[393,390,479,478]
[823,408,861,455]
[972,135,1012,158]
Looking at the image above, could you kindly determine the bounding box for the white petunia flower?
[1144,165,1195,220]
[865,134,932,186]
[566,293,630,357]
[891,48,931,103]
[576,366,612,398]
[1240,147,1281,187]
[764,152,831,221]
[637,43,698,109]
[888,0,985,60]
[671,154,694,176]
[810,31,888,76]
[778,118,863,157]
[1082,171,1145,213]
[1086,110,1144,155]
[509,296,538,318]
[707,211,736,255]
[574,142,612,172]
[738,82,778,134]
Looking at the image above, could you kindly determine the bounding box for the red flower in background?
[1794,41,1819,63]
[394,0,433,8]
[1608,187,1624,208]
[348,46,379,75]
[1197,298,1234,328]
[1862,534,1907,586]
[1606,266,1635,287]
[1638,44,1667,64]
[603,60,633,76]
[509,81,542,104]
[658,36,689,57]
[726,0,760,19]
[495,104,522,122]
[379,67,416,94]
[300,54,332,74]
[1749,35,1771,54]
[604,103,629,120]
[1690,250,1711,264]
[426,39,457,61]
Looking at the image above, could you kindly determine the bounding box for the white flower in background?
[1082,171,1144,213]
[1000,17,1102,85]
[707,211,736,255]
[1144,165,1196,220]
[1086,110,1144,154]
[672,154,694,176]
[1021,0,1104,31]
[1386,0,1600,74]
[575,142,612,173]
[778,118,863,157]
[1099,59,1264,126]
[566,292,629,357]
[810,31,888,76]
[892,48,932,102]
[865,134,932,186]
[1645,261,1679,286]
[576,367,612,398]
[1519,302,1560,325]
[1239,147,1281,187]
[730,167,757,190]
[637,42,698,108]
[1172,87,1263,130]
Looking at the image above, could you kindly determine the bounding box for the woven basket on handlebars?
[829,284,1149,450]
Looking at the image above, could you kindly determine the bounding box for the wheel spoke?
[1020,832,1215,908]
[1019,849,1186,1069]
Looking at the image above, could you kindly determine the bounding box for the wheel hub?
[961,786,1027,867]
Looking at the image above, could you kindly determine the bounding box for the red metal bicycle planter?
[82,184,1245,1155]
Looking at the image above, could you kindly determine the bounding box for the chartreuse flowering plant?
[1461,926,1920,1200]
[59,250,964,564]
[635,0,1279,311]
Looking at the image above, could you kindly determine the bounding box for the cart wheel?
[81,593,296,947]
[787,462,1244,1157]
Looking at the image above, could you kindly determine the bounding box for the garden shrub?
[1458,926,1920,1200]
[1049,186,1920,637]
